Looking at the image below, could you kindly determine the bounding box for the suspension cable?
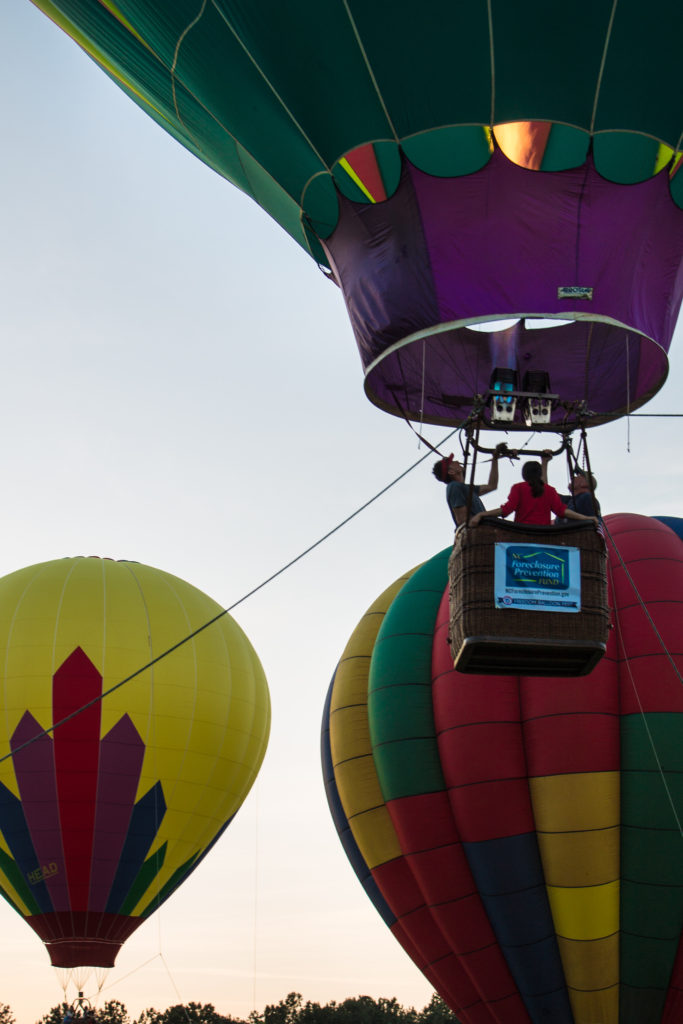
[0,428,461,765]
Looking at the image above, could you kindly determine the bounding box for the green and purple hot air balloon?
[28,0,683,428]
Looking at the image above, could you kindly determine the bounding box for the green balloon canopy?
[27,2,683,427]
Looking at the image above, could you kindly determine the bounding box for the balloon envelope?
[0,556,270,968]
[323,514,683,1024]
[29,1,683,426]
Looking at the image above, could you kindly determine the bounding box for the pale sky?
[2,4,683,1022]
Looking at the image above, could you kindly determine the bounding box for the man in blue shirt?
[556,470,601,522]
[432,447,503,528]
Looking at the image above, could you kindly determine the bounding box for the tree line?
[0,992,461,1024]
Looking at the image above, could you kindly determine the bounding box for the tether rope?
[0,428,460,765]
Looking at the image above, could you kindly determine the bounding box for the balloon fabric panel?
[324,514,683,1023]
[321,681,396,932]
[607,519,683,1022]
[326,561,528,1023]
[350,555,533,1021]
[327,574,410,871]
[431,594,572,1021]
[323,570,454,1007]
[30,0,683,230]
[0,557,270,967]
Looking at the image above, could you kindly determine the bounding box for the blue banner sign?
[494,542,581,612]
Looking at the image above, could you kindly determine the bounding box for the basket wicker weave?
[449,519,609,676]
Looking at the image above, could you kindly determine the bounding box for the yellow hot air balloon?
[0,556,270,970]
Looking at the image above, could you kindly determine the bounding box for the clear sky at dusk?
[2,4,683,1022]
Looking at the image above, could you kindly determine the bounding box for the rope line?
[590,0,618,135]
[341,0,398,143]
[99,953,163,993]
[0,429,458,767]
[160,951,189,1018]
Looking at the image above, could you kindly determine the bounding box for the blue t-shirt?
[446,481,485,525]
[557,491,601,520]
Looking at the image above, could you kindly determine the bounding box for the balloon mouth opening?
[363,315,669,429]
[468,317,573,333]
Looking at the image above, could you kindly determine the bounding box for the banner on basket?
[494,542,581,613]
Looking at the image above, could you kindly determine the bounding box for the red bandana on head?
[440,454,454,481]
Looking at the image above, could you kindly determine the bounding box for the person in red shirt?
[469,460,598,528]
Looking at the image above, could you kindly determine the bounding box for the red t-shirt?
[499,481,567,525]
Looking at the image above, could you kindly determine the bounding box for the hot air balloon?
[27,1,683,428]
[322,514,683,1024]
[0,556,270,973]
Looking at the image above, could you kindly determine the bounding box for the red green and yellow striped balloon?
[322,513,683,1024]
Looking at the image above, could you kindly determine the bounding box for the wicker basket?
[449,519,609,676]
